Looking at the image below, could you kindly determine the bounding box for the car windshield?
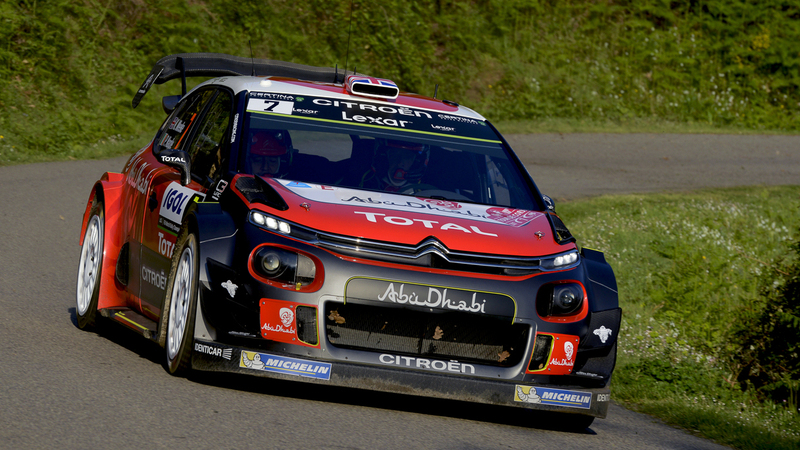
[241,92,538,210]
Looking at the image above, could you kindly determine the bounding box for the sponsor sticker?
[194,343,233,360]
[157,231,175,258]
[593,325,613,344]
[239,351,331,380]
[247,98,294,115]
[345,277,516,318]
[248,92,500,142]
[126,155,154,195]
[141,265,167,290]
[527,333,579,375]
[230,113,239,143]
[548,337,579,371]
[159,182,204,230]
[211,180,229,201]
[379,354,475,374]
[221,280,237,297]
[259,299,318,347]
[275,180,542,228]
[514,385,592,409]
[486,207,540,227]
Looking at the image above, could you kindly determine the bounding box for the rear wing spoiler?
[132,53,348,108]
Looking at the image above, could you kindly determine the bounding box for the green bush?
[734,232,800,411]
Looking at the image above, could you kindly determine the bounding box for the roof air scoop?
[345,74,399,100]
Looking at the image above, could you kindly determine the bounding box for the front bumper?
[190,335,612,418]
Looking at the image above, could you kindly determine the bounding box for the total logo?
[160,182,204,225]
[157,231,174,258]
[354,211,497,237]
[161,155,186,164]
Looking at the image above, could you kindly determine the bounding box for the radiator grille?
[324,302,529,367]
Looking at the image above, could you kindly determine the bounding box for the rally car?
[76,53,620,429]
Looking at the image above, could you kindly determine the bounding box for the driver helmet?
[250,130,290,177]
[378,139,429,187]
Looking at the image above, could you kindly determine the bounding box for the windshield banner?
[247,92,500,143]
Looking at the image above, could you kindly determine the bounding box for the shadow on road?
[70,308,599,434]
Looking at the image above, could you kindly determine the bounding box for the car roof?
[133,52,486,122]
[198,76,488,121]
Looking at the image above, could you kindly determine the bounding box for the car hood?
[253,179,571,257]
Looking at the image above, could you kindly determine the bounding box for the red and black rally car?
[76,53,620,428]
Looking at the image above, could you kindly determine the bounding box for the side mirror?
[158,148,192,186]
[162,95,182,114]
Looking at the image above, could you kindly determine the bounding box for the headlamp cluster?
[252,246,317,290]
[536,282,585,318]
[540,250,579,270]
[251,211,291,234]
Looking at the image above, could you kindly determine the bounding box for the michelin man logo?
[564,341,574,360]
[279,307,294,328]
[593,326,613,343]
[241,351,265,370]
[222,280,237,297]
[516,385,541,404]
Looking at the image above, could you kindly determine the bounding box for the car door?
[117,86,213,313]
[137,88,235,320]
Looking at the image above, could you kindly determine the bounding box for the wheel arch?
[79,172,127,311]
[581,247,618,312]
[189,201,239,276]
[156,201,237,348]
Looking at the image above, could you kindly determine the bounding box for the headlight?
[537,282,585,317]
[251,211,291,235]
[260,251,282,275]
[252,246,318,290]
[540,250,579,270]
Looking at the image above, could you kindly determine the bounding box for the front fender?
[582,247,618,312]
[79,172,127,310]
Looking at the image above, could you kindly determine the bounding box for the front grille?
[324,302,529,367]
[316,235,545,275]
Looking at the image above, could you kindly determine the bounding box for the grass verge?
[559,186,800,449]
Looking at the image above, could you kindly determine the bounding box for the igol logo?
[160,182,203,224]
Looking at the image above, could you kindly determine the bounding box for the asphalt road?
[2,133,797,449]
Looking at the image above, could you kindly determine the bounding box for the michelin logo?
[240,351,332,380]
[515,385,591,409]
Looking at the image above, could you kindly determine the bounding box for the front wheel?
[76,201,104,330]
[162,226,199,376]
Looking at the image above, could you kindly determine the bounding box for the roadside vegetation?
[2,0,799,164]
[561,186,800,449]
[2,1,799,447]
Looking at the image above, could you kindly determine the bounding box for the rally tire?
[162,225,199,376]
[76,200,104,330]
